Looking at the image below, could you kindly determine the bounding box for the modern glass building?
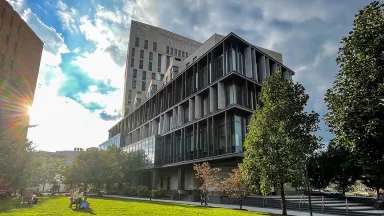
[108,21,294,195]
[98,134,121,150]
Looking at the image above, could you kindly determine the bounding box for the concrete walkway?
[104,195,335,216]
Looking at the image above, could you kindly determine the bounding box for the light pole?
[305,161,313,216]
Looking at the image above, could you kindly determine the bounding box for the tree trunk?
[376,186,380,200]
[239,198,243,210]
[280,182,287,215]
[342,185,346,198]
[14,173,20,196]
[42,182,45,192]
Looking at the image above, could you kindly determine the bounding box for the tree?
[103,146,125,190]
[326,140,360,196]
[307,150,333,190]
[324,1,384,199]
[221,165,248,210]
[308,140,361,196]
[69,149,109,189]
[243,71,321,215]
[33,154,65,192]
[193,162,221,206]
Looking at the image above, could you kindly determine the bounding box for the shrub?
[137,185,150,197]
[123,187,137,196]
[152,187,169,198]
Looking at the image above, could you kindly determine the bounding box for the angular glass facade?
[108,33,293,169]
[99,134,121,150]
[122,135,155,168]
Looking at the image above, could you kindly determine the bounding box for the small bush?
[137,186,150,197]
[123,187,137,196]
[152,187,169,198]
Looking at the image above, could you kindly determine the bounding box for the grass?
[0,196,273,216]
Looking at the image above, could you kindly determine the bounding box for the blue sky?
[7,0,376,151]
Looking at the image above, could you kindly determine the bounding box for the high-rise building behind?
[0,0,43,142]
[122,20,202,117]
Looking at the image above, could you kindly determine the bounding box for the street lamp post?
[306,161,313,216]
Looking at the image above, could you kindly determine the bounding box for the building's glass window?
[232,115,243,153]
[170,48,173,56]
[166,56,170,69]
[149,52,153,61]
[231,48,237,71]
[148,62,152,71]
[139,60,143,69]
[137,91,141,94]
[184,106,189,123]
[182,51,185,58]
[131,58,134,67]
[144,40,148,49]
[226,85,236,105]
[128,90,132,100]
[137,98,141,105]
[153,42,157,51]
[174,48,177,56]
[161,74,164,80]
[142,71,146,80]
[186,52,189,57]
[133,69,137,79]
[151,72,155,79]
[135,37,139,47]
[142,81,146,91]
[178,50,181,57]
[200,126,208,156]
[158,54,162,72]
[218,123,226,153]
[202,96,208,116]
[131,48,135,57]
[186,130,194,155]
[132,79,136,89]
[166,46,169,54]
[140,50,144,59]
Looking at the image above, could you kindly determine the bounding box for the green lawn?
[0,196,272,215]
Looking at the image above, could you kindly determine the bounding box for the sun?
[27,106,32,116]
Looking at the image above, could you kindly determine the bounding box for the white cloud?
[28,86,118,151]
[56,0,79,33]
[21,8,69,87]
[20,7,117,151]
[6,0,24,12]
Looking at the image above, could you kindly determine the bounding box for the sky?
[6,0,376,152]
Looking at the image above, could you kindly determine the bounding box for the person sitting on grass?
[74,187,84,209]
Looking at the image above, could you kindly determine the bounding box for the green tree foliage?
[31,154,66,192]
[64,147,150,190]
[69,149,108,188]
[308,139,360,196]
[307,149,333,190]
[327,140,360,196]
[324,1,384,198]
[0,136,36,194]
[243,71,321,215]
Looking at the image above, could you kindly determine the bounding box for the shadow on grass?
[71,208,96,215]
[91,197,272,215]
[0,196,52,213]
